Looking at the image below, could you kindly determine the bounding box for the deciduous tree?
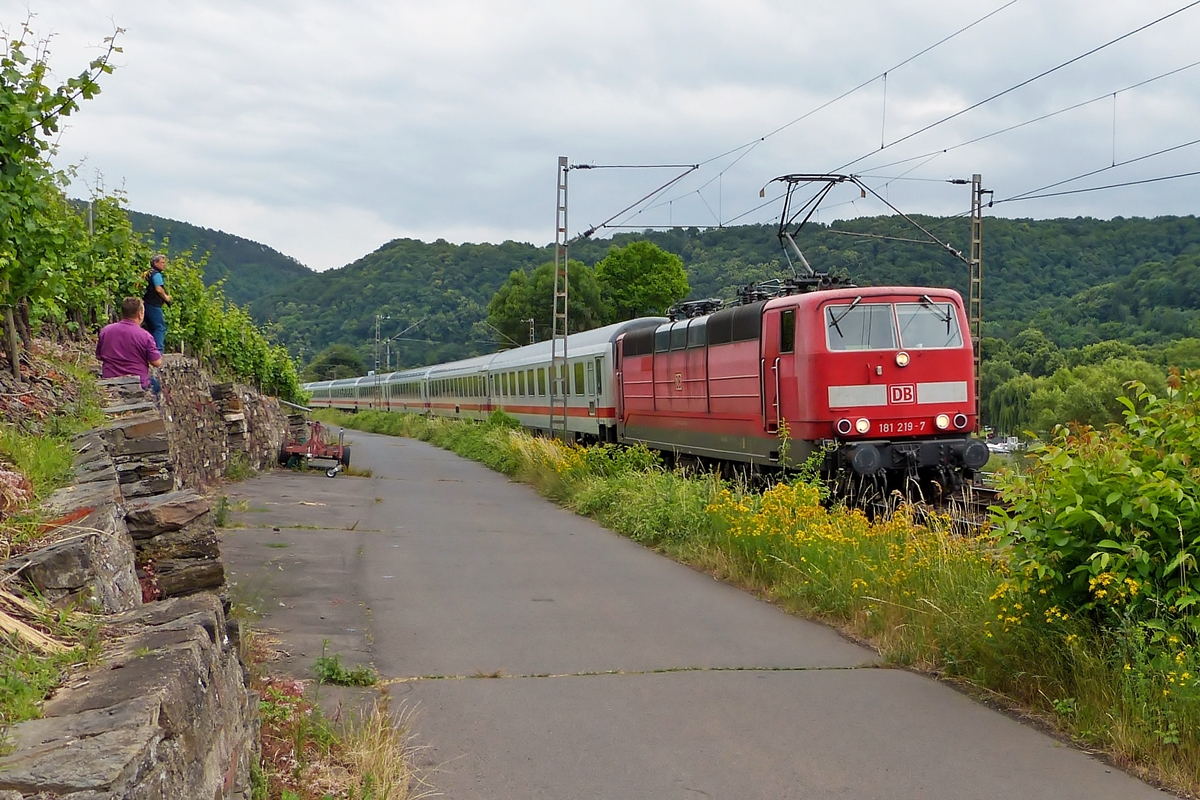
[486,260,603,346]
[594,240,689,322]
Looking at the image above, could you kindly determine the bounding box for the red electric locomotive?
[303,173,990,493]
[615,281,990,492]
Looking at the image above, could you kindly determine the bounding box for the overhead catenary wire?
[859,58,1200,174]
[835,0,1200,174]
[1000,134,1200,203]
[571,165,698,240]
[698,0,1022,167]
[572,1,1200,249]
[608,1,1023,231]
[994,168,1200,204]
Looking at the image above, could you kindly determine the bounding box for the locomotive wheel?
[339,446,352,468]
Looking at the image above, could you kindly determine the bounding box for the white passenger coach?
[303,318,665,443]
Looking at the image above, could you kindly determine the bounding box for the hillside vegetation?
[234,215,1199,433]
[127,210,313,306]
[246,216,1200,370]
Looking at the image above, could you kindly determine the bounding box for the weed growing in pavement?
[214,495,231,527]
[243,627,423,799]
[224,452,254,482]
[313,640,378,687]
[315,406,1200,795]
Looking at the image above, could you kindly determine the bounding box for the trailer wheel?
[339,446,352,468]
[277,444,290,467]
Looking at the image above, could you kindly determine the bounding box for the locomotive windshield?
[825,302,897,351]
[825,299,964,351]
[896,301,963,348]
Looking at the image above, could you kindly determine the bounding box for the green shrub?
[993,371,1200,634]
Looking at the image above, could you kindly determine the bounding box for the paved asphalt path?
[221,430,1171,799]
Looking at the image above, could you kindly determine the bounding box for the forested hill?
[247,215,1200,370]
[126,210,314,306]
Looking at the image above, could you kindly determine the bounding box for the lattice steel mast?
[968,174,991,428]
[551,157,570,436]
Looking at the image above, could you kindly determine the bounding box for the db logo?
[889,384,916,404]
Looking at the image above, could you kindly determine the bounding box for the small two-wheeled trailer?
[277,413,352,478]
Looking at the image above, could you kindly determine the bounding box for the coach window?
[535,368,544,396]
[572,362,583,395]
[780,309,796,353]
[586,361,596,395]
[595,357,603,394]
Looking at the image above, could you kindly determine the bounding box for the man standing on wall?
[98,298,163,394]
[142,254,172,353]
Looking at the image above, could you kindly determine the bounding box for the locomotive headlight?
[855,417,871,434]
[836,418,853,435]
[895,351,910,367]
[935,413,951,430]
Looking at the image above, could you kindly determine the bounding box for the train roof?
[764,285,965,310]
[487,318,667,370]
[425,352,502,378]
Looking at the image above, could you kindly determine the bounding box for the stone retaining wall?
[0,359,290,799]
[158,356,289,490]
[0,595,258,800]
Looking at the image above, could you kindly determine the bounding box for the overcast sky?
[5,0,1199,270]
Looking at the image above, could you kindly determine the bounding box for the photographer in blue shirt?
[141,254,172,352]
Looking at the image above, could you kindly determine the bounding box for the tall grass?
[315,409,1200,795]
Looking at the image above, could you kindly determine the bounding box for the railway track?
[854,478,1006,536]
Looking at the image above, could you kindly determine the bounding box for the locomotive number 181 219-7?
[876,420,927,434]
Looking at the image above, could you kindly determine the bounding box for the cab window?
[825,302,896,351]
[895,302,963,349]
[780,309,796,353]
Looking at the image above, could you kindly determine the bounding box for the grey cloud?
[6,0,1198,270]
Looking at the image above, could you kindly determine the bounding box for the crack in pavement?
[378,663,885,686]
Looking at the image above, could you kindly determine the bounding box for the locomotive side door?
[760,306,797,433]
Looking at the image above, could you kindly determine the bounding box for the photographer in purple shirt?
[97,298,163,394]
